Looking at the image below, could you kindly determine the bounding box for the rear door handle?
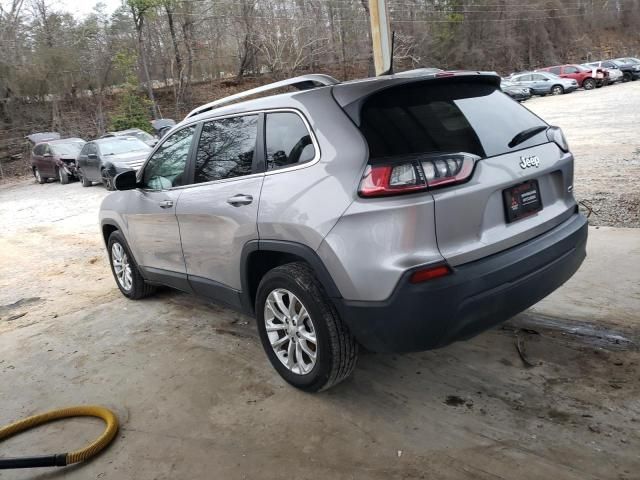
[226,194,253,206]
[159,200,174,209]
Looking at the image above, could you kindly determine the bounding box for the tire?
[34,168,46,184]
[101,168,115,191]
[551,85,564,95]
[255,262,358,392]
[107,230,156,300]
[57,167,69,185]
[622,72,632,82]
[78,168,92,187]
[583,78,596,90]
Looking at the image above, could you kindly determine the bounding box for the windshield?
[612,60,626,67]
[99,138,150,156]
[359,80,548,159]
[118,131,154,142]
[51,142,84,156]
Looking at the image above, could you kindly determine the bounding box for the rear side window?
[359,81,547,159]
[265,112,315,170]
[549,67,562,75]
[195,115,258,183]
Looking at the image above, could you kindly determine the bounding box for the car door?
[124,125,197,288]
[83,143,101,180]
[42,144,56,176]
[530,74,549,92]
[32,144,44,172]
[176,114,263,304]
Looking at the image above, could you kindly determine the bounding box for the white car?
[584,61,624,84]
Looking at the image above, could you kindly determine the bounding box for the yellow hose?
[0,406,118,468]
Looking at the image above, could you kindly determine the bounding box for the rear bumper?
[336,212,588,353]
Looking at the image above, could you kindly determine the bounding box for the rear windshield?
[359,81,548,159]
[51,142,84,156]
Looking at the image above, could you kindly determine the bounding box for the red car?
[30,137,86,184]
[536,64,608,89]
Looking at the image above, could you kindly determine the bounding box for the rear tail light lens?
[358,153,479,198]
[410,264,451,283]
[546,126,569,152]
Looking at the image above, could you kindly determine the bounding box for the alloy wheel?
[111,242,133,291]
[264,288,317,375]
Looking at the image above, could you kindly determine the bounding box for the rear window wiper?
[508,126,548,148]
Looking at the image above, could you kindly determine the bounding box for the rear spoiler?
[332,71,501,127]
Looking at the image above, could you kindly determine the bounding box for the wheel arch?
[240,240,342,314]
[101,221,120,246]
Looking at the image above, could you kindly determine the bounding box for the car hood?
[105,151,149,164]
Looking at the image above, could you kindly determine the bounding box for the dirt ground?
[1,84,640,479]
[525,81,640,228]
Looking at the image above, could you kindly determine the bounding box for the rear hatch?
[335,74,577,266]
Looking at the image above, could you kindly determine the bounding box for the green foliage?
[110,86,153,132]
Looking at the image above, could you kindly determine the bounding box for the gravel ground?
[524,81,640,228]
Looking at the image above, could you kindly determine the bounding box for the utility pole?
[368,0,392,76]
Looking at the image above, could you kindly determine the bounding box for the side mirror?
[114,170,139,191]
[87,153,98,160]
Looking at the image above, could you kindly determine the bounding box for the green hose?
[0,406,118,469]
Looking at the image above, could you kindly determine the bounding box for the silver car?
[100,72,587,391]
[508,71,578,95]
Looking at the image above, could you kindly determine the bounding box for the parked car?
[151,119,176,139]
[583,61,624,84]
[536,64,606,89]
[507,71,578,95]
[30,137,86,184]
[102,128,158,147]
[500,79,532,101]
[610,59,640,81]
[77,137,151,190]
[99,72,587,391]
[615,57,640,64]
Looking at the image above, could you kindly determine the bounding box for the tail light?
[358,153,479,198]
[546,126,569,152]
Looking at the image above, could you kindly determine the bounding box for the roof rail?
[185,74,339,119]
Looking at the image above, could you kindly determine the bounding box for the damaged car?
[29,135,86,184]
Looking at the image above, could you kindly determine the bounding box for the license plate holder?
[503,180,542,223]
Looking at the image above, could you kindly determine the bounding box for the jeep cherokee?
[99,71,588,392]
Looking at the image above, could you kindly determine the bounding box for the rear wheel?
[255,262,358,392]
[551,85,564,95]
[57,167,69,185]
[78,168,92,187]
[583,78,596,90]
[622,72,632,82]
[107,231,156,299]
[34,168,46,184]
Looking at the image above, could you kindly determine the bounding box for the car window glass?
[194,115,257,183]
[531,74,544,81]
[33,145,43,155]
[87,144,97,155]
[43,145,51,155]
[550,67,561,75]
[142,126,195,190]
[564,66,578,74]
[519,74,532,81]
[266,112,315,171]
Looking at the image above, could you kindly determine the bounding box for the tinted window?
[143,126,195,190]
[549,67,562,75]
[564,66,579,74]
[359,81,547,159]
[265,112,315,170]
[33,144,44,155]
[194,115,257,183]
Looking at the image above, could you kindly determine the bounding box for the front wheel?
[256,262,358,392]
[107,231,156,299]
[58,167,69,185]
[551,85,564,95]
[101,169,115,191]
[583,78,596,90]
[622,72,632,82]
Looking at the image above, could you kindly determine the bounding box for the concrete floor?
[1,86,640,479]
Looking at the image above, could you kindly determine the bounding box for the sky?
[56,0,122,18]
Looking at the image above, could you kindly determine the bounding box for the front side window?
[265,112,315,170]
[142,126,195,190]
[564,66,579,74]
[33,144,44,156]
[194,115,257,183]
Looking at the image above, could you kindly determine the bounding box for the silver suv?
[100,72,588,391]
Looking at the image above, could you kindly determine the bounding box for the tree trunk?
[165,2,184,114]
